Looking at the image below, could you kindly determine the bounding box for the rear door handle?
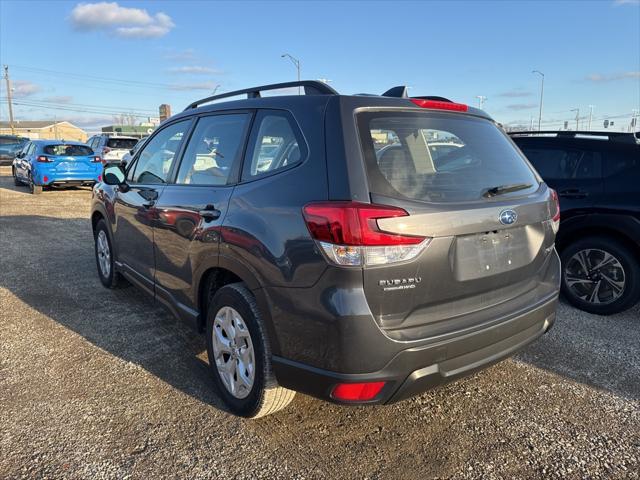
[199,205,221,221]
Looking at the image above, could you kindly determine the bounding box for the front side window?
[130,120,190,184]
[242,111,305,180]
[359,111,539,203]
[176,114,250,186]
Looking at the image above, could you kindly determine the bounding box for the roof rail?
[184,80,338,110]
[509,130,639,144]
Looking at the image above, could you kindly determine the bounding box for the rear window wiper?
[482,183,532,198]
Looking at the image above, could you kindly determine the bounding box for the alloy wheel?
[565,248,626,305]
[211,306,255,399]
[96,230,111,278]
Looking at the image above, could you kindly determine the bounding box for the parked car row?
[11,135,146,194]
[0,134,29,166]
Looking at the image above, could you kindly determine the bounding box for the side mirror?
[16,152,24,159]
[103,165,126,186]
[129,149,135,155]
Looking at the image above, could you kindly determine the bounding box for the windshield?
[107,138,138,149]
[358,111,539,203]
[43,144,94,156]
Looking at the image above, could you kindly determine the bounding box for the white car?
[86,135,139,165]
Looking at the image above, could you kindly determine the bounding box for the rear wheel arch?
[197,262,280,356]
[557,223,640,263]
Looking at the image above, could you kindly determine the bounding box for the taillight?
[37,155,52,163]
[303,202,430,266]
[410,98,468,112]
[331,382,386,402]
[550,189,560,233]
[91,156,101,163]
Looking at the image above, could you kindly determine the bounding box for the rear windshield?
[358,111,539,203]
[43,144,93,156]
[107,138,138,149]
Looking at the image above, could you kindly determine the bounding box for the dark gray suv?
[91,81,561,418]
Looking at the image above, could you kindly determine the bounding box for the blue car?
[12,140,102,194]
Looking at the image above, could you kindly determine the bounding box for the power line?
[9,100,152,118]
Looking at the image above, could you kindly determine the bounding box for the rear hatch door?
[357,109,558,340]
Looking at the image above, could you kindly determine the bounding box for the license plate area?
[454,227,535,281]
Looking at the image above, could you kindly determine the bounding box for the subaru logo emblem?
[499,209,517,225]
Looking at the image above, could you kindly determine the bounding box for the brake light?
[37,155,52,163]
[303,202,430,266]
[550,189,561,233]
[92,156,101,163]
[410,99,468,112]
[331,382,386,401]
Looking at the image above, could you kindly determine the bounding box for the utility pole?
[476,95,487,109]
[3,65,16,135]
[588,105,594,131]
[281,53,301,94]
[570,108,580,130]
[532,70,544,131]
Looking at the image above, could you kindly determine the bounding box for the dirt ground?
[1,166,638,479]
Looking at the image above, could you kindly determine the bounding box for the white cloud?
[506,103,538,111]
[585,71,640,82]
[498,89,533,98]
[42,95,74,104]
[163,48,196,61]
[168,66,220,75]
[12,80,41,97]
[169,82,219,91]
[69,2,174,38]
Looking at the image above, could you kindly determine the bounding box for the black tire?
[206,283,295,418]
[560,235,640,315]
[29,176,42,195]
[94,219,125,289]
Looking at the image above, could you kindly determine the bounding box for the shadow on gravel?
[516,298,640,402]
[0,213,231,414]
[1,210,638,417]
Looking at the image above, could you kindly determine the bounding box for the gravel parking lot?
[1,165,638,479]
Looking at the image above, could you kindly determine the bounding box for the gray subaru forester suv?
[91,81,561,418]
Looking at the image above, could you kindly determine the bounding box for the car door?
[152,112,252,315]
[518,141,603,216]
[21,143,37,180]
[113,119,192,293]
[14,143,30,180]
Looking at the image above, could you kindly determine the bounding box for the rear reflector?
[410,99,468,112]
[303,202,430,266]
[331,382,385,402]
[43,176,48,183]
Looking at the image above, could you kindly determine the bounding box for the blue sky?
[1,0,639,133]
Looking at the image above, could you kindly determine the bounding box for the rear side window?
[358,111,539,203]
[242,111,305,180]
[176,113,250,186]
[43,144,93,156]
[107,138,138,150]
[520,147,602,180]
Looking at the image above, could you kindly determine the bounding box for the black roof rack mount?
[185,80,338,110]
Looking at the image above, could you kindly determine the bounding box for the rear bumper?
[34,171,101,186]
[272,294,557,404]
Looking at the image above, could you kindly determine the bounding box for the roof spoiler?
[381,86,453,103]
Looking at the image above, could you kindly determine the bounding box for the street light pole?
[281,53,301,94]
[588,105,594,131]
[532,70,544,131]
[476,95,487,109]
